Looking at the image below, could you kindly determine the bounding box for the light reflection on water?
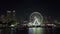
[28,27,45,34]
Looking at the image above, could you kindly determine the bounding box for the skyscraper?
[12,10,16,21]
[7,10,11,23]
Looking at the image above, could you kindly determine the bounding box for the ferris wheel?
[29,12,43,26]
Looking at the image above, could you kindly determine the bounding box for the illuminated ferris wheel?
[29,12,43,26]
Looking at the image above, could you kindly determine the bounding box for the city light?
[33,17,40,26]
[0,10,59,34]
[11,24,15,27]
[0,1,60,34]
[29,12,43,27]
[10,22,19,28]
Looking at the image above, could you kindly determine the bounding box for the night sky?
[0,0,60,19]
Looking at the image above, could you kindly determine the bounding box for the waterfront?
[0,26,60,34]
[14,27,60,34]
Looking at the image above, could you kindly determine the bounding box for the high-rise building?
[12,10,16,20]
[6,10,11,22]
[6,10,17,23]
[0,15,5,23]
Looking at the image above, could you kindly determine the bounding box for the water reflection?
[28,27,45,34]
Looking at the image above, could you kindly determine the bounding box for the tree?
[8,20,19,28]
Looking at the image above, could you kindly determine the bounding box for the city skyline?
[0,0,60,34]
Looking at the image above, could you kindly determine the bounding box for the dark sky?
[0,0,60,18]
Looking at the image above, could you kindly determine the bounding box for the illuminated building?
[6,10,16,22]
[12,10,16,20]
[0,15,6,23]
[7,10,11,22]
